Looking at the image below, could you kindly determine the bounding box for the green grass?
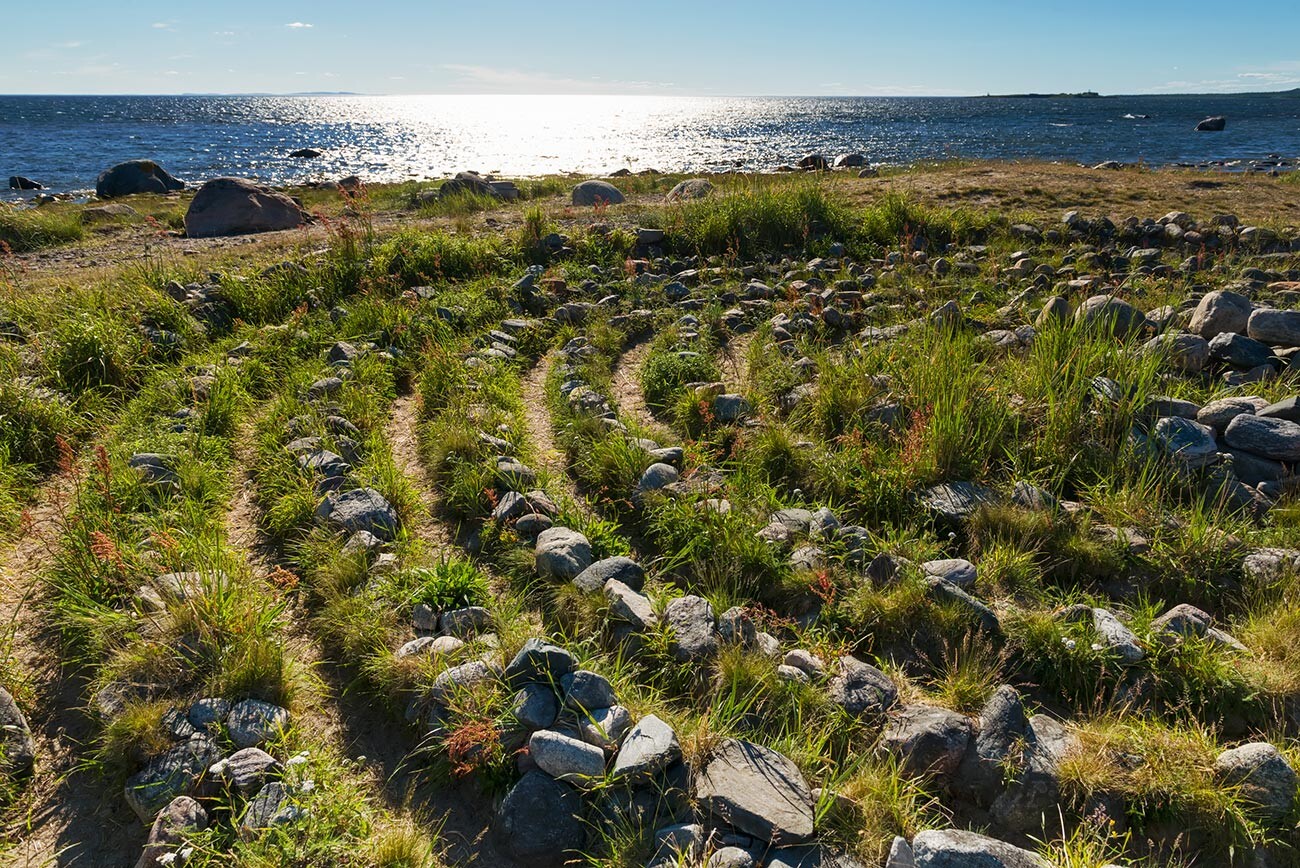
[0,207,85,252]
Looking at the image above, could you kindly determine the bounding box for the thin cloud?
[286,22,314,29]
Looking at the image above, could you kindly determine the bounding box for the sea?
[2,93,1300,196]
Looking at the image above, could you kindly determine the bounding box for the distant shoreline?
[1,88,1299,99]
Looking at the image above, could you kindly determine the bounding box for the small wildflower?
[157,854,177,866]
[286,751,310,767]
[300,779,316,793]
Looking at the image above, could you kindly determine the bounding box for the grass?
[0,206,84,252]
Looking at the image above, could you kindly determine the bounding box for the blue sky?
[5,1,1299,96]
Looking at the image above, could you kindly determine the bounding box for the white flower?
[157,854,177,866]
[286,751,310,767]
[179,847,194,860]
[300,779,315,793]
[1062,638,1077,650]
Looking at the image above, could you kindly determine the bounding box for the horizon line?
[0,88,1296,99]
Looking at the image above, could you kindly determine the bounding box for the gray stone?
[666,179,713,202]
[886,837,917,868]
[135,796,208,868]
[577,704,632,751]
[777,665,810,684]
[497,771,585,864]
[709,846,756,868]
[1144,332,1210,373]
[97,160,185,198]
[210,747,279,794]
[651,822,705,865]
[240,781,298,838]
[1208,332,1274,370]
[398,635,464,658]
[561,670,617,713]
[1248,308,1300,348]
[315,488,399,540]
[1224,413,1300,461]
[0,686,35,778]
[528,729,606,784]
[880,705,973,778]
[124,734,223,824]
[185,177,305,238]
[926,577,1000,634]
[186,698,230,731]
[1189,290,1253,339]
[1092,608,1144,663]
[719,606,758,647]
[783,649,826,679]
[989,715,1079,833]
[572,180,625,206]
[911,829,1049,867]
[505,638,577,688]
[826,656,897,715]
[1151,603,1212,638]
[611,714,681,782]
[1152,416,1219,469]
[440,606,493,638]
[638,462,680,492]
[1213,742,1298,823]
[511,684,559,732]
[921,558,977,588]
[535,527,593,580]
[1198,396,1268,433]
[919,482,998,522]
[226,699,289,749]
[665,595,717,662]
[604,579,657,631]
[574,556,644,593]
[1075,294,1146,338]
[694,738,815,844]
[956,686,1030,803]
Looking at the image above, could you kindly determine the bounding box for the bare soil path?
[519,352,586,511]
[0,472,143,867]
[609,335,665,436]
[385,392,456,554]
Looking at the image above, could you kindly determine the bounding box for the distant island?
[992,91,1105,99]
[985,87,1300,99]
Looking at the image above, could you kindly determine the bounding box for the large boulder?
[666,178,713,202]
[496,771,586,865]
[694,739,815,844]
[1189,290,1252,339]
[184,177,305,238]
[96,160,185,198]
[1224,414,1300,461]
[1195,116,1227,132]
[1248,308,1300,348]
[1074,294,1146,338]
[1213,742,1298,824]
[572,180,625,206]
[315,488,400,540]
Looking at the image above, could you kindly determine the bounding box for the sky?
[4,1,1300,96]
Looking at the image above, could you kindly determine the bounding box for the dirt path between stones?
[519,352,586,513]
[385,392,456,554]
[721,329,758,393]
[609,336,663,436]
[0,471,144,868]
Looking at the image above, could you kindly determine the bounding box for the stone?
[1143,332,1210,373]
[226,699,289,748]
[989,716,1079,832]
[826,656,897,715]
[1198,397,1268,433]
[572,180,625,206]
[535,527,593,580]
[1196,116,1227,132]
[562,670,617,713]
[1152,416,1219,469]
[1224,414,1300,461]
[528,729,606,784]
[709,846,757,868]
[187,698,230,731]
[918,482,997,523]
[694,738,815,844]
[577,704,632,751]
[124,734,222,824]
[1259,396,1300,424]
[886,837,917,868]
[665,595,717,662]
[911,829,1049,867]
[240,781,298,837]
[184,177,305,238]
[956,686,1030,803]
[718,606,758,647]
[926,577,1000,634]
[880,705,972,778]
[611,714,681,782]
[505,638,577,689]
[81,203,139,223]
[1208,332,1274,370]
[651,823,705,865]
[1074,294,1146,338]
[0,686,36,778]
[1092,608,1144,663]
[440,606,493,638]
[8,175,42,190]
[638,462,680,492]
[211,747,279,794]
[713,393,752,422]
[1189,290,1253,339]
[96,160,185,198]
[1248,308,1300,348]
[574,556,644,593]
[921,558,977,588]
[398,635,464,658]
[604,579,657,631]
[135,796,208,868]
[497,771,585,864]
[766,846,868,868]
[511,684,559,732]
[316,488,400,540]
[1213,742,1298,823]
[666,179,713,202]
[430,660,498,707]
[783,649,826,679]
[777,665,810,684]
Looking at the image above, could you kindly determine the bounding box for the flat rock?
[604,579,657,631]
[920,558,977,588]
[611,714,681,782]
[124,734,222,824]
[1224,414,1300,461]
[315,488,399,540]
[911,829,1049,867]
[528,730,606,784]
[826,656,897,715]
[226,699,289,748]
[665,595,717,662]
[574,556,644,593]
[693,738,815,844]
